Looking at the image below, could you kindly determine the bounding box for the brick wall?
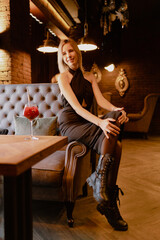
[11,51,31,84]
[97,0,160,134]
[0,0,31,84]
[0,0,11,84]
[99,59,160,114]
[0,50,11,84]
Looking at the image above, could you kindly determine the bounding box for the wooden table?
[0,135,68,240]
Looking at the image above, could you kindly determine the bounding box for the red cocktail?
[24,105,39,120]
[23,104,39,140]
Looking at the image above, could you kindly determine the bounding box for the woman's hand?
[113,107,129,124]
[99,118,121,139]
[119,110,129,124]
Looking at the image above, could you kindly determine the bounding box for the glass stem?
[30,120,33,138]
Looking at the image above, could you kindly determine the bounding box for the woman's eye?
[69,49,73,53]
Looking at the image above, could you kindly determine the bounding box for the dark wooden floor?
[1,135,160,239]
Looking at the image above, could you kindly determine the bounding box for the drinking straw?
[27,87,31,106]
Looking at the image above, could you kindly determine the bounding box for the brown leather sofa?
[0,83,91,226]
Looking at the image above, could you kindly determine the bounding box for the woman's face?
[62,42,79,70]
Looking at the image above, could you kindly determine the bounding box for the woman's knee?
[105,110,122,120]
[103,111,122,128]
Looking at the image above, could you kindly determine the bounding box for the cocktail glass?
[23,103,39,140]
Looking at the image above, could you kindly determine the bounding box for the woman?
[56,38,129,231]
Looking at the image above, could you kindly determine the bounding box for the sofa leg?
[65,201,75,227]
[144,133,148,139]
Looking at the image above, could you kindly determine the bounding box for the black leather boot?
[97,185,128,231]
[86,154,114,203]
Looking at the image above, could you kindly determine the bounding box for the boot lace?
[110,186,124,220]
[116,187,124,206]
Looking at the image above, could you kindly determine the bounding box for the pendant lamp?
[78,23,98,51]
[78,0,98,52]
[37,31,58,53]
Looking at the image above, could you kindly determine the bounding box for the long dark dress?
[59,68,121,155]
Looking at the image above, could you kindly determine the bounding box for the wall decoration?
[100,0,129,35]
[115,68,129,96]
[90,63,102,83]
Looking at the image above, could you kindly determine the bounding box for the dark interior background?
[30,0,160,134]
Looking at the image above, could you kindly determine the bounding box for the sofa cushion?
[32,150,65,187]
[14,116,57,136]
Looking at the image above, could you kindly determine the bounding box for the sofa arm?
[63,141,90,202]
[127,113,143,121]
[127,93,159,121]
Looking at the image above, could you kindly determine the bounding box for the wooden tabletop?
[0,135,68,176]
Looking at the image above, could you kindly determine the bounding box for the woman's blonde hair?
[57,38,83,73]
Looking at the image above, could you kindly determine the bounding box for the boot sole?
[97,204,128,231]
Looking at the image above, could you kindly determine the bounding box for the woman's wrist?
[111,106,116,111]
[97,117,102,127]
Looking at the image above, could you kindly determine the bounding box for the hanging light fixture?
[78,23,98,51]
[99,48,116,72]
[37,31,58,53]
[78,0,98,51]
[104,63,115,72]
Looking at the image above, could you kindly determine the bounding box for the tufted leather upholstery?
[0,83,91,225]
[0,83,63,134]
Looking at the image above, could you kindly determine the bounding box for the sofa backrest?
[0,83,63,134]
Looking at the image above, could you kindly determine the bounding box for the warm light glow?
[37,46,58,53]
[0,49,10,63]
[104,64,115,72]
[37,31,58,53]
[78,21,98,51]
[0,12,10,33]
[78,43,97,51]
[0,25,6,34]
[0,49,11,83]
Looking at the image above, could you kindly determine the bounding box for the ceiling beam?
[31,0,72,39]
[61,0,81,23]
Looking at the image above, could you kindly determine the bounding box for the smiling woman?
[62,42,79,71]
[58,39,83,73]
[55,38,129,230]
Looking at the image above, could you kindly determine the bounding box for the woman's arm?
[57,73,120,139]
[89,73,129,124]
[91,76,116,111]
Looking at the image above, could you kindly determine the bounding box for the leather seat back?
[0,83,63,134]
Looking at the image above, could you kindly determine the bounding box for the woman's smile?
[67,57,74,64]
